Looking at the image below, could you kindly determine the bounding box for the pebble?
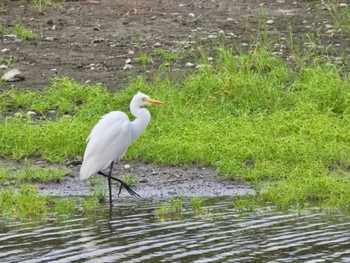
[44,37,57,41]
[91,38,105,43]
[125,58,132,64]
[0,64,7,70]
[27,111,37,116]
[267,19,274,25]
[123,64,134,70]
[128,50,135,55]
[1,69,25,82]
[196,64,210,69]
[124,164,131,169]
[154,42,161,47]
[185,62,194,67]
[1,48,9,53]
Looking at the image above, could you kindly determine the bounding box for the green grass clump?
[322,0,350,34]
[155,196,185,220]
[0,165,69,185]
[0,24,35,39]
[13,24,35,40]
[1,41,350,209]
[0,184,51,219]
[120,174,137,186]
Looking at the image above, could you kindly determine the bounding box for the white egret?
[79,91,164,204]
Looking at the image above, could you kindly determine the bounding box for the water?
[1,197,350,262]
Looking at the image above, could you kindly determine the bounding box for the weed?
[0,165,69,185]
[91,179,107,203]
[13,24,35,40]
[120,174,137,186]
[55,198,77,214]
[134,53,153,66]
[0,184,51,219]
[153,48,180,61]
[155,196,185,220]
[81,197,99,212]
[190,197,205,214]
[322,0,350,34]
[30,0,52,13]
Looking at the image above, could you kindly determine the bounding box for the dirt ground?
[0,0,348,198]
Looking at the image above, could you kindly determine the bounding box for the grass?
[0,24,35,40]
[155,196,185,220]
[0,184,101,220]
[155,196,208,220]
[120,174,137,186]
[13,24,35,40]
[0,165,69,185]
[1,27,350,217]
[322,0,350,34]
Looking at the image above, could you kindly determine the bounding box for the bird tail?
[79,160,94,181]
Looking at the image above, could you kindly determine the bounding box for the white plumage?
[79,91,163,202]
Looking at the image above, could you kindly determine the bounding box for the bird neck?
[130,107,151,144]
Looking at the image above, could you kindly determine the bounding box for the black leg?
[98,171,141,198]
[108,162,114,205]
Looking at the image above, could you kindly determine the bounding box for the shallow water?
[1,197,350,263]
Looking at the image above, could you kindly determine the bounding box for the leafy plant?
[13,24,35,40]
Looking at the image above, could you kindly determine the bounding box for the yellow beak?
[144,98,164,105]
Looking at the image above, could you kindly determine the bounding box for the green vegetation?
[0,164,69,185]
[0,184,100,220]
[30,0,54,13]
[155,196,185,220]
[190,197,205,214]
[322,0,350,33]
[1,39,350,211]
[120,174,137,186]
[153,48,181,62]
[134,53,153,66]
[13,24,35,40]
[2,4,350,218]
[0,24,35,40]
[155,196,209,220]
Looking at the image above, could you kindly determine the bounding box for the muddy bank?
[39,162,255,198]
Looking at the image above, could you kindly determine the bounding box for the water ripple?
[1,198,350,262]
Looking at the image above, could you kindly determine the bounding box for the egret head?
[133,91,164,107]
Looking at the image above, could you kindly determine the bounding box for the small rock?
[4,34,16,38]
[91,38,105,43]
[44,36,57,41]
[27,111,37,116]
[128,50,135,55]
[125,58,132,64]
[267,19,274,25]
[154,42,161,47]
[123,64,134,70]
[0,64,7,70]
[196,64,210,69]
[188,13,195,17]
[124,164,131,169]
[1,48,9,53]
[1,69,25,82]
[185,62,194,67]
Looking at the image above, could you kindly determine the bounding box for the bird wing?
[79,111,132,180]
